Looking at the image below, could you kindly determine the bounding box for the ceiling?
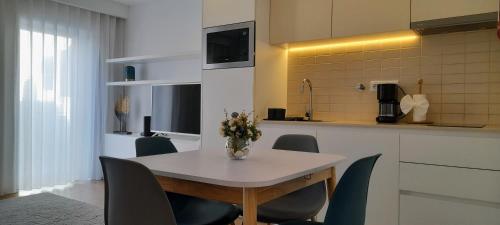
[112,0,156,5]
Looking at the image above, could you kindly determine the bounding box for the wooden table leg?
[326,167,336,200]
[243,188,257,225]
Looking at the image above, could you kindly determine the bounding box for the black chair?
[135,136,178,157]
[135,136,241,225]
[281,154,382,225]
[99,156,177,225]
[256,134,327,223]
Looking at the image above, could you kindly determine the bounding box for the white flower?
[247,130,253,136]
[234,150,244,157]
[230,126,236,131]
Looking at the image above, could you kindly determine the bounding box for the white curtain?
[2,0,124,192]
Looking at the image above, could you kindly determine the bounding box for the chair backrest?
[323,154,382,225]
[100,156,177,225]
[135,136,177,157]
[272,134,326,216]
[272,134,320,153]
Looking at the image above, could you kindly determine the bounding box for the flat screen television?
[151,84,201,135]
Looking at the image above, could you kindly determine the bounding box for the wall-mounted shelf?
[106,51,200,64]
[107,80,200,87]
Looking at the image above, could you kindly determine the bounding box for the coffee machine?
[376,83,404,123]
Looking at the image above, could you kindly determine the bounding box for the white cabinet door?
[270,0,333,44]
[332,0,410,38]
[203,0,255,28]
[316,127,399,225]
[411,0,498,22]
[104,134,138,158]
[400,193,500,225]
[400,163,500,203]
[201,68,254,152]
[400,133,500,170]
[253,123,317,150]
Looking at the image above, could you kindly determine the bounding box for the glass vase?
[225,137,250,160]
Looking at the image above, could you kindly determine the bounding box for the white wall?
[125,0,201,56]
[122,0,202,133]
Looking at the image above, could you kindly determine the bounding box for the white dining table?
[130,149,345,225]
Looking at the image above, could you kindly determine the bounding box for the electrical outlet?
[369,80,399,92]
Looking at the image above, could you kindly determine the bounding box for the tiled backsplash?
[287,29,500,125]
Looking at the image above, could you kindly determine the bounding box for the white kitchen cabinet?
[270,0,333,44]
[400,133,500,170]
[400,193,500,225]
[203,0,255,28]
[400,162,500,203]
[257,122,500,225]
[201,68,254,152]
[104,133,137,159]
[104,133,200,159]
[411,0,498,22]
[399,131,500,225]
[332,0,410,38]
[316,127,400,225]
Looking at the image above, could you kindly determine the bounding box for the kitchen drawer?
[400,163,500,203]
[400,193,500,225]
[400,134,500,170]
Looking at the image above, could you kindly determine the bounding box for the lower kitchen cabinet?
[257,123,399,225]
[316,127,400,225]
[400,193,500,225]
[399,131,500,225]
[256,122,500,225]
[400,163,500,204]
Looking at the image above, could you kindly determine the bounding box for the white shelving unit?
[105,51,200,64]
[106,51,201,86]
[106,80,199,87]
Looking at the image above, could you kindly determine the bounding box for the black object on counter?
[141,116,154,137]
[376,83,405,123]
[267,108,286,120]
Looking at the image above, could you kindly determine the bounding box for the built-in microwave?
[202,21,255,70]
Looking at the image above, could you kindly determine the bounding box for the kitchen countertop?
[260,120,500,134]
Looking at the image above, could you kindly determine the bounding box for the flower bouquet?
[220,110,262,160]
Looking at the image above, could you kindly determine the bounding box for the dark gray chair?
[281,154,382,225]
[256,134,327,223]
[135,136,241,225]
[135,136,178,157]
[99,156,177,225]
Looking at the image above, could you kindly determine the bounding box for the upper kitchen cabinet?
[203,0,255,28]
[270,0,333,44]
[411,0,498,22]
[332,0,410,38]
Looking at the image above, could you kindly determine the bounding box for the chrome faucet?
[300,78,313,120]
